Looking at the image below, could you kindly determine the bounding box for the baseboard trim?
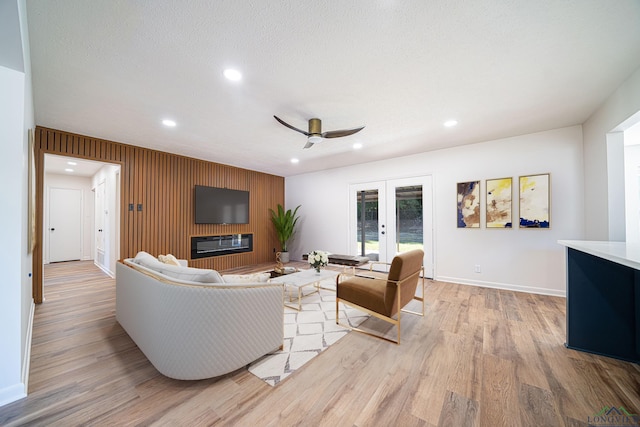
[435,276,566,297]
[22,300,35,392]
[0,383,26,408]
[94,261,114,278]
[0,300,35,408]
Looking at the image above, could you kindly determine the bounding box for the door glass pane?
[356,189,380,261]
[395,185,423,253]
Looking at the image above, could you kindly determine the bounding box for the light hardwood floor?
[1,260,639,426]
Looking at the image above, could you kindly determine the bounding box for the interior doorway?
[42,154,121,295]
[607,109,640,243]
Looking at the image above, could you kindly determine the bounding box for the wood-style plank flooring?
[1,260,639,426]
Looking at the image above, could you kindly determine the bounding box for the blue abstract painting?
[457,181,480,228]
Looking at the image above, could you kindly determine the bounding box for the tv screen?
[194,185,250,224]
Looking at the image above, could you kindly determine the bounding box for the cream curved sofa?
[116,253,284,380]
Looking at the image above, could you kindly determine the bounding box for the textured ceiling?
[26,0,640,177]
[45,154,111,178]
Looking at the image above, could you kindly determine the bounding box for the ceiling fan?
[274,115,365,149]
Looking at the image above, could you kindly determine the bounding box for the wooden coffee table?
[268,269,339,310]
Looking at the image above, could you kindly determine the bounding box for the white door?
[95,181,106,263]
[350,176,434,277]
[49,188,82,262]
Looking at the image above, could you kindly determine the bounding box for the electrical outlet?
[474,265,481,273]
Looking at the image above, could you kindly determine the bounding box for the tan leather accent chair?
[335,249,425,344]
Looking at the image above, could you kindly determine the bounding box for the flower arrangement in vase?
[308,250,329,273]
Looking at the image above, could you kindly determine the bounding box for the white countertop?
[558,240,640,271]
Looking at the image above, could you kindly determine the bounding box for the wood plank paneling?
[32,127,284,303]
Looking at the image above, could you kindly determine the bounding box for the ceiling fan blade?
[274,115,310,136]
[303,140,314,149]
[322,126,365,138]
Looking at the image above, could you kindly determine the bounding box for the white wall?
[43,173,95,263]
[0,64,27,407]
[286,126,584,296]
[624,145,640,245]
[624,123,640,244]
[18,0,34,399]
[0,0,34,407]
[0,0,23,72]
[583,65,640,240]
[608,132,626,241]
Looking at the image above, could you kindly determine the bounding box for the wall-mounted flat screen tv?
[194,185,250,224]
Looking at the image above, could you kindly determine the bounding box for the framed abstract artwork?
[519,173,550,228]
[457,181,480,228]
[486,177,512,228]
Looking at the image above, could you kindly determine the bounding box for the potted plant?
[269,204,301,263]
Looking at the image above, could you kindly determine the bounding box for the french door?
[349,176,433,277]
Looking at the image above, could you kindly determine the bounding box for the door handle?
[50,228,55,231]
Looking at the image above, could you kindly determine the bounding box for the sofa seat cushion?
[337,274,389,315]
[222,272,270,283]
[132,251,223,283]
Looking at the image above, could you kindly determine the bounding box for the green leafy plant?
[269,204,301,252]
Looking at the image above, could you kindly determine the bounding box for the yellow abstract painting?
[486,177,512,228]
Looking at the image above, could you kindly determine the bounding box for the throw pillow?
[158,254,180,266]
[132,251,222,283]
[159,263,224,283]
[133,251,162,268]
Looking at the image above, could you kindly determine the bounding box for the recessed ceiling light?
[162,119,177,127]
[443,119,458,128]
[353,143,363,150]
[223,68,242,81]
[64,168,74,173]
[67,161,77,166]
[291,158,299,164]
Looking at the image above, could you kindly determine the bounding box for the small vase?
[315,266,321,274]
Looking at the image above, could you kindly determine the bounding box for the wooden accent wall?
[33,127,284,303]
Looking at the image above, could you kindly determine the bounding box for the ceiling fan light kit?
[274,115,364,149]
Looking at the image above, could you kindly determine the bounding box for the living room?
[2,0,640,424]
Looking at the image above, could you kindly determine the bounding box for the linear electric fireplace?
[191,234,253,259]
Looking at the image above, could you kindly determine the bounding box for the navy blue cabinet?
[564,246,639,363]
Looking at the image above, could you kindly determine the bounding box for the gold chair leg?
[335,264,426,345]
[336,297,402,345]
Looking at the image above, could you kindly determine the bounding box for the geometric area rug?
[248,277,369,386]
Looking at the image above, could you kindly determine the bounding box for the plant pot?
[279,251,290,263]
